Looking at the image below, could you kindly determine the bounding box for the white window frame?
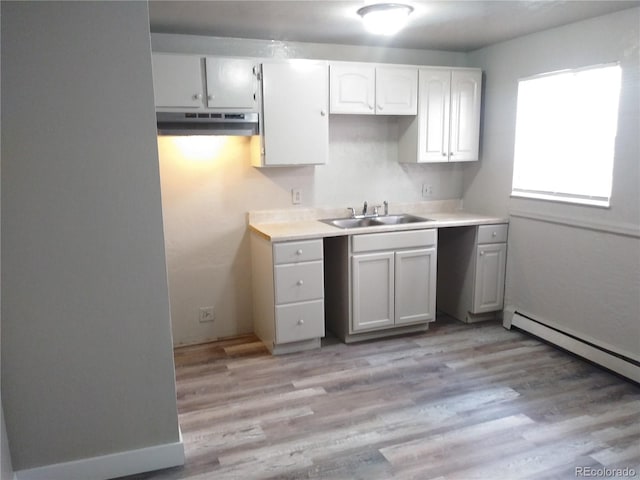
[511,63,622,208]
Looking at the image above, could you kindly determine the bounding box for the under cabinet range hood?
[156,111,259,136]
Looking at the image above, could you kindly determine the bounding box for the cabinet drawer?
[273,239,323,264]
[274,261,324,304]
[275,300,325,344]
[477,224,508,244]
[352,229,436,253]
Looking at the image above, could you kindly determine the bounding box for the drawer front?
[477,224,508,244]
[273,239,323,264]
[352,229,436,253]
[274,261,324,304]
[275,300,325,344]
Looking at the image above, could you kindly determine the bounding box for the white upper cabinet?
[152,54,204,109]
[152,53,258,111]
[375,67,418,115]
[450,70,482,161]
[330,63,417,115]
[330,64,375,114]
[204,57,257,109]
[255,60,329,167]
[399,68,482,163]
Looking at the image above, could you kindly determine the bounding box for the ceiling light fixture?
[357,3,414,36]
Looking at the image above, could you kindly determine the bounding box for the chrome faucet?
[383,200,388,216]
[362,201,368,216]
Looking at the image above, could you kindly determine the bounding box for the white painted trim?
[510,312,640,383]
[509,209,640,238]
[15,434,184,480]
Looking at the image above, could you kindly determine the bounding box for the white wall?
[154,34,470,346]
[2,1,180,472]
[465,9,640,360]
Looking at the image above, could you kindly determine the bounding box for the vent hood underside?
[156,111,259,136]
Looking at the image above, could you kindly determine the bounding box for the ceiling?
[148,0,639,52]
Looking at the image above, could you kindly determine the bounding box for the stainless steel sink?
[320,217,384,229]
[372,214,433,225]
[320,213,432,229]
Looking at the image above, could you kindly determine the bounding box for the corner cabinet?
[253,60,329,167]
[251,234,325,354]
[329,63,418,115]
[325,229,437,343]
[437,224,507,323]
[151,53,258,111]
[399,68,482,163]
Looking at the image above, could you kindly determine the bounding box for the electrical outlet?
[198,306,215,323]
[422,184,433,197]
[291,188,302,205]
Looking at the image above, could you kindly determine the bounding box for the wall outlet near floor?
[422,184,433,197]
[291,188,302,205]
[198,306,215,323]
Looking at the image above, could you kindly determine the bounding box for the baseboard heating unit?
[504,310,640,384]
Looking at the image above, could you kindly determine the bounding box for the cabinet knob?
[296,249,303,255]
[480,251,485,256]
[193,93,202,100]
[208,94,214,101]
[296,280,304,286]
[442,152,447,156]
[297,319,304,325]
[377,105,382,111]
[368,104,374,110]
[320,110,326,116]
[492,231,497,237]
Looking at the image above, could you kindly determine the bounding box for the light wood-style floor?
[119,316,640,480]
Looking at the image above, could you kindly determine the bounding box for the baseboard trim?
[15,434,184,480]
[509,312,640,383]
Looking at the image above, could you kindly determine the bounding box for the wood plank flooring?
[118,316,640,480]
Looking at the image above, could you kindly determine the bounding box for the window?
[511,64,621,207]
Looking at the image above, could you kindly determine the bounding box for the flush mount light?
[357,3,414,36]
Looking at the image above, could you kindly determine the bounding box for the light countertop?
[249,202,508,242]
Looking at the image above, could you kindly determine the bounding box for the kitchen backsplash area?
[158,114,467,345]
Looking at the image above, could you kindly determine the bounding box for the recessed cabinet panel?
[472,243,507,313]
[330,64,375,114]
[395,248,437,325]
[421,70,451,163]
[204,57,256,109]
[152,54,203,109]
[376,67,418,115]
[352,252,395,332]
[450,70,482,161]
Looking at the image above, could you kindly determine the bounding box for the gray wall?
[1,1,180,470]
[464,9,640,359]
[151,33,470,346]
[0,1,12,476]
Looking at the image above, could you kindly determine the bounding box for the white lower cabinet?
[437,224,508,323]
[325,229,437,343]
[251,235,325,354]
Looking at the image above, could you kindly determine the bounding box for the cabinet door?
[472,243,506,313]
[330,64,375,114]
[395,247,437,325]
[152,54,204,109]
[352,252,395,332]
[204,57,257,110]
[418,69,451,162]
[450,69,482,162]
[261,60,329,166]
[376,67,418,115]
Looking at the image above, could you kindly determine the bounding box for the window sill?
[510,191,610,209]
